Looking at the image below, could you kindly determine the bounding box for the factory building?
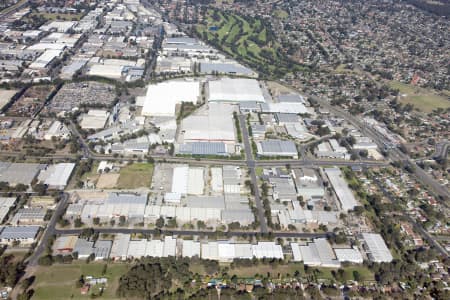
[207,78,265,103]
[361,233,393,263]
[324,167,359,211]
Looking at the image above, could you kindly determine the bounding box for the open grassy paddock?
[116,162,154,189]
[32,263,129,300]
[389,81,450,113]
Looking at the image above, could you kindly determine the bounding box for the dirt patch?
[96,173,120,189]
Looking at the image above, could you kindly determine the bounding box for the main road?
[238,114,268,233]
[54,227,331,239]
[26,193,70,267]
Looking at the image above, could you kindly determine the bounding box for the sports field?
[32,263,129,300]
[389,81,450,113]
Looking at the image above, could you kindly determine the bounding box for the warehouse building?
[291,168,325,203]
[361,233,393,263]
[0,162,44,186]
[29,49,62,70]
[324,167,359,211]
[140,80,200,117]
[181,240,201,258]
[126,237,177,259]
[179,103,236,144]
[252,242,283,259]
[11,208,46,225]
[200,62,254,76]
[208,78,265,103]
[177,142,229,156]
[334,248,364,264]
[0,197,16,224]
[53,235,78,255]
[262,102,308,114]
[73,238,94,259]
[292,239,341,267]
[94,240,112,260]
[80,110,110,130]
[0,226,40,245]
[110,234,131,261]
[257,140,298,159]
[171,165,205,195]
[38,163,76,189]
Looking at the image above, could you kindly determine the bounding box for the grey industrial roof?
[73,238,94,257]
[200,63,253,75]
[165,37,198,44]
[260,140,297,154]
[275,113,300,123]
[0,226,40,239]
[0,162,45,185]
[178,142,227,156]
[277,94,304,103]
[186,196,225,209]
[94,240,112,259]
[221,209,254,223]
[106,193,147,205]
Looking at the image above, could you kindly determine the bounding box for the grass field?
[389,81,450,113]
[191,263,374,282]
[28,12,83,21]
[196,8,304,77]
[32,263,129,300]
[116,163,153,189]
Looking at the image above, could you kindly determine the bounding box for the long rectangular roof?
[38,163,76,188]
[208,78,265,103]
[141,81,200,117]
[362,233,393,263]
[0,226,40,239]
[324,168,359,211]
[181,240,201,258]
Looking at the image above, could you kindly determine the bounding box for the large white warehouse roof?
[324,167,359,211]
[208,78,265,103]
[362,233,393,263]
[141,81,200,117]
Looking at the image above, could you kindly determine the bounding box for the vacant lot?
[32,263,129,300]
[0,89,18,111]
[96,173,120,189]
[7,85,55,117]
[117,163,153,189]
[389,81,450,113]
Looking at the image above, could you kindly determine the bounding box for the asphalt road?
[26,193,69,267]
[238,114,268,233]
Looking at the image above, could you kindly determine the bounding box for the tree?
[75,275,85,288]
[155,217,165,228]
[38,255,53,266]
[93,217,100,225]
[74,218,83,228]
[197,220,206,229]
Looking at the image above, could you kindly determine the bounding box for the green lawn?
[196,8,305,77]
[32,263,129,300]
[116,163,153,189]
[28,12,84,21]
[389,81,450,113]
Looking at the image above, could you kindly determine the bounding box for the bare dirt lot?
[96,173,120,189]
